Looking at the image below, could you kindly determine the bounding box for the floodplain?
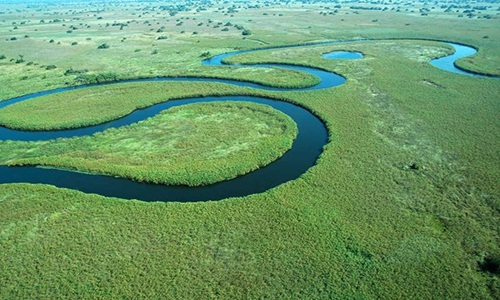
[0,0,499,298]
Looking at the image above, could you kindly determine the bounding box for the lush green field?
[0,81,278,130]
[0,0,499,298]
[2,101,298,186]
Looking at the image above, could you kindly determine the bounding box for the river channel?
[0,40,491,202]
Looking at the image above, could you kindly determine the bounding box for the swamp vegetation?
[0,0,499,298]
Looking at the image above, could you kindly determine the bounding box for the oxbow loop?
[0,40,493,202]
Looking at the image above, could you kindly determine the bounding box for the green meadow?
[0,0,499,298]
[3,101,298,186]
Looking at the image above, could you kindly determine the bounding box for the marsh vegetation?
[4,101,298,186]
[0,0,499,298]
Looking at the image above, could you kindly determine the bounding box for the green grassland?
[2,101,298,186]
[0,81,281,130]
[0,0,499,298]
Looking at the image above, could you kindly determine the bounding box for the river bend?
[0,40,492,202]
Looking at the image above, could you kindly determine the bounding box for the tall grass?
[0,1,499,299]
[3,102,298,186]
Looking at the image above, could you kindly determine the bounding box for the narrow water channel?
[0,40,491,202]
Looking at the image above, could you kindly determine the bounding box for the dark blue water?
[0,40,493,202]
[0,96,326,202]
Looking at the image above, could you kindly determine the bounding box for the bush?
[15,55,24,64]
[157,36,168,40]
[64,68,88,76]
[242,29,251,36]
[97,43,110,49]
[75,72,119,84]
[479,255,500,274]
[46,65,57,70]
[0,54,6,60]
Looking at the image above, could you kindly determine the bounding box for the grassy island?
[1,101,298,186]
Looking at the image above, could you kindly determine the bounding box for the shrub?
[64,68,88,76]
[15,55,24,64]
[46,65,57,70]
[97,43,110,49]
[479,255,500,274]
[0,54,6,60]
[75,72,119,84]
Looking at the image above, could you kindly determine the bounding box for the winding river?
[0,40,493,202]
